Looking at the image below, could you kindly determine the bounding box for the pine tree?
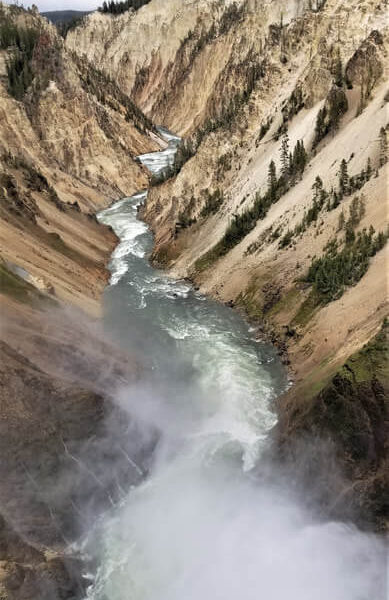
[338,209,345,231]
[358,194,366,221]
[280,132,290,179]
[366,157,372,179]
[333,47,343,88]
[348,196,359,227]
[379,127,388,167]
[293,139,307,174]
[313,107,326,147]
[312,175,323,200]
[267,160,277,202]
[339,159,349,196]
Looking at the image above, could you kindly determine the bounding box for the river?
[82,128,385,600]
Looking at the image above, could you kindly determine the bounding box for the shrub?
[313,86,348,148]
[305,227,388,303]
[200,188,224,217]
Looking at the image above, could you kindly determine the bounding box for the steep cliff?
[0,2,163,314]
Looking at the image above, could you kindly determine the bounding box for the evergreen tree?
[313,107,326,147]
[328,86,348,130]
[294,139,307,174]
[358,194,366,222]
[312,175,323,200]
[348,196,359,227]
[333,47,343,88]
[379,127,388,167]
[280,132,290,179]
[339,159,349,196]
[267,160,277,201]
[338,209,345,231]
[366,157,372,179]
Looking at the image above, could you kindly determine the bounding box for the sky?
[4,0,99,11]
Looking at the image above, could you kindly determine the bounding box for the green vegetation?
[279,153,376,250]
[196,55,265,145]
[0,17,39,100]
[236,276,265,321]
[305,227,387,303]
[217,151,233,175]
[98,0,151,15]
[195,135,308,271]
[309,318,388,463]
[2,152,65,210]
[55,15,85,38]
[379,126,388,167]
[257,117,273,144]
[150,138,196,186]
[0,262,55,306]
[74,55,155,133]
[313,86,348,148]
[219,2,244,35]
[331,46,344,88]
[341,320,388,385]
[176,195,197,230]
[292,170,387,324]
[279,85,304,131]
[278,229,293,249]
[42,10,89,37]
[42,10,89,24]
[292,287,321,327]
[200,188,224,218]
[308,0,327,11]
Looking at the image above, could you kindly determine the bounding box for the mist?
[83,377,387,600]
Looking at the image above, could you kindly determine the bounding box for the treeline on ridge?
[98,0,151,15]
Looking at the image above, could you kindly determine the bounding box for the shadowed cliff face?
[0,295,158,600]
[0,513,85,600]
[277,322,389,531]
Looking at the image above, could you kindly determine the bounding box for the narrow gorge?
[0,1,387,599]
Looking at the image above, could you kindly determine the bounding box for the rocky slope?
[70,0,388,526]
[0,5,161,598]
[0,293,155,599]
[0,2,163,315]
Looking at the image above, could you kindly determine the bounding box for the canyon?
[68,0,388,527]
[0,0,387,598]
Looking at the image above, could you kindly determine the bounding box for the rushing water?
[82,129,386,600]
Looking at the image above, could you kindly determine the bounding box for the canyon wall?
[0,5,161,597]
[0,2,163,314]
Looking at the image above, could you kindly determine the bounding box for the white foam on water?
[98,193,148,285]
[138,127,181,176]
